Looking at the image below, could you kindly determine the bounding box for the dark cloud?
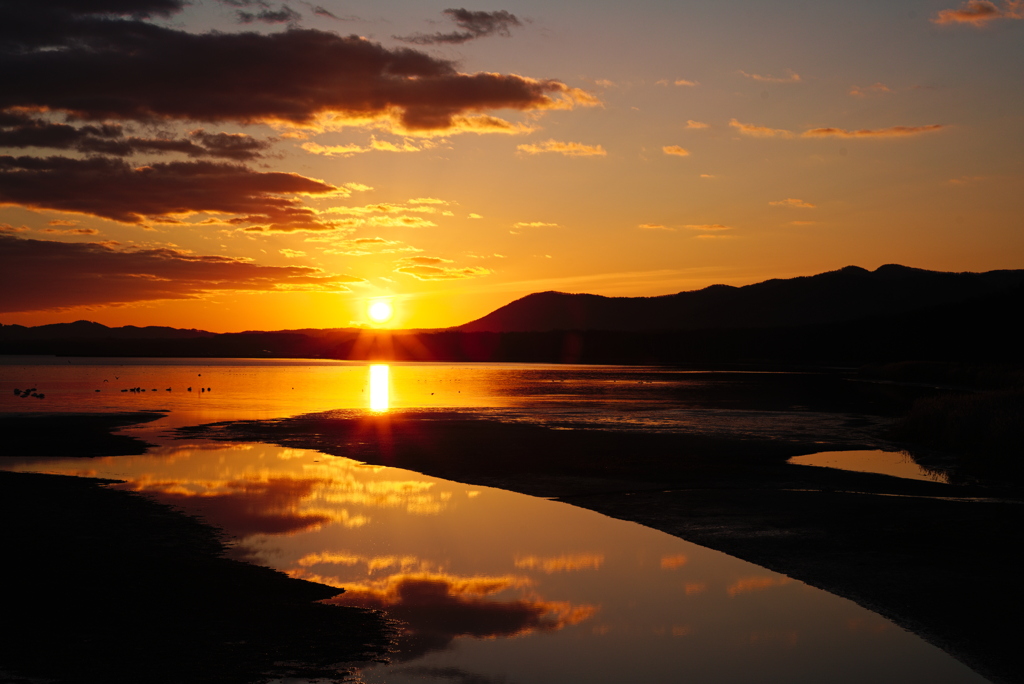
[0,2,580,132]
[237,4,301,24]
[396,8,522,45]
[0,156,341,228]
[0,113,271,160]
[127,477,332,536]
[0,234,365,312]
[311,5,340,19]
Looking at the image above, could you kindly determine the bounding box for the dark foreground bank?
[180,410,1024,684]
[0,422,394,684]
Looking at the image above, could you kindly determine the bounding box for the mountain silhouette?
[456,265,1024,332]
[0,320,215,341]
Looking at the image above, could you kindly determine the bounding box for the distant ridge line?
[454,264,1024,333]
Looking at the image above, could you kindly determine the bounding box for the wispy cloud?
[849,83,893,97]
[395,9,522,45]
[517,140,607,157]
[730,119,946,140]
[657,78,699,87]
[685,224,733,231]
[728,119,795,138]
[513,221,560,229]
[394,256,491,281]
[738,69,801,83]
[685,120,710,130]
[933,0,1024,25]
[802,124,945,138]
[237,4,301,24]
[38,227,100,235]
[638,223,674,231]
[769,198,816,209]
[0,234,363,313]
[662,145,690,157]
[301,137,436,157]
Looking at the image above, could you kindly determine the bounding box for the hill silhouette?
[3,264,1023,365]
[0,320,216,341]
[456,264,1024,332]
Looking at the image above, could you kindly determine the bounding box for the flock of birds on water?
[13,374,212,400]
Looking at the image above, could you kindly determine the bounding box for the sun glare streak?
[369,364,390,412]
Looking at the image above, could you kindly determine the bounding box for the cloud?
[323,573,595,661]
[933,0,1024,24]
[662,145,690,157]
[124,476,337,536]
[301,137,435,157]
[0,156,347,231]
[849,83,893,97]
[396,9,522,45]
[279,248,306,257]
[0,112,273,160]
[318,236,421,256]
[727,575,793,597]
[728,119,795,138]
[660,554,688,569]
[738,69,801,83]
[730,119,945,140]
[237,4,301,24]
[517,140,607,157]
[394,255,491,280]
[0,4,594,135]
[802,124,946,138]
[638,223,674,231]
[511,221,559,235]
[658,78,698,87]
[514,554,605,573]
[324,203,441,216]
[0,223,29,234]
[0,234,364,313]
[39,227,100,235]
[685,120,710,129]
[769,198,816,208]
[685,224,733,231]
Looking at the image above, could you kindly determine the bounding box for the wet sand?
[180,410,1024,684]
[0,416,394,684]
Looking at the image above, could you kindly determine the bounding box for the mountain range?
[456,264,1024,332]
[2,264,1023,364]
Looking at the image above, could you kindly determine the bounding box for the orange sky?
[1,0,1022,331]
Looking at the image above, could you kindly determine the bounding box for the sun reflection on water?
[369,364,389,412]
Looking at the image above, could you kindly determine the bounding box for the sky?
[1,0,1022,331]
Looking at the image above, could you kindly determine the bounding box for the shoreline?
[180,410,1024,684]
[5,407,1022,683]
[0,416,394,683]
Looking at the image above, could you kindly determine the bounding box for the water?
[788,449,949,483]
[0,357,988,683]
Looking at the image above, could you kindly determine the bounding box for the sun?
[368,300,394,324]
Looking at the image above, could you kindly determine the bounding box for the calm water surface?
[1,357,988,683]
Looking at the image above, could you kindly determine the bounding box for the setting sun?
[368,300,394,324]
